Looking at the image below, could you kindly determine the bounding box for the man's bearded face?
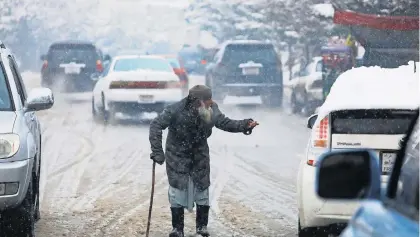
[198,100,213,123]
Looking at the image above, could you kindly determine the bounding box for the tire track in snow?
[70,147,144,211]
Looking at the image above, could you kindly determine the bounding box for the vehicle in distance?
[0,42,54,236]
[205,40,283,107]
[40,40,111,92]
[288,56,323,115]
[156,54,189,94]
[91,55,183,123]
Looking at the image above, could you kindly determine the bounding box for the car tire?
[298,218,318,237]
[2,173,36,237]
[34,146,41,222]
[291,93,301,114]
[301,92,313,117]
[263,91,283,108]
[92,96,103,123]
[101,93,117,125]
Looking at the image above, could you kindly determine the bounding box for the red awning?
[334,10,419,31]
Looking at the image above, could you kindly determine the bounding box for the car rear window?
[331,109,417,135]
[222,44,278,64]
[0,63,12,111]
[113,57,173,72]
[48,44,98,65]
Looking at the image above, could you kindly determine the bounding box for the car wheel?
[101,93,117,125]
[301,92,313,117]
[2,173,36,237]
[291,93,301,114]
[298,218,317,237]
[92,96,102,123]
[34,147,41,222]
[263,91,283,108]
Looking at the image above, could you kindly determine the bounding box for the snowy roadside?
[20,72,308,237]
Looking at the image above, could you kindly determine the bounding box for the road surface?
[22,73,310,237]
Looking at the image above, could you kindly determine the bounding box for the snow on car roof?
[317,61,419,120]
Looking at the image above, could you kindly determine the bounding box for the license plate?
[242,67,259,75]
[64,66,81,74]
[139,95,154,103]
[381,152,397,174]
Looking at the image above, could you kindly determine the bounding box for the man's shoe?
[169,207,184,237]
[196,205,210,236]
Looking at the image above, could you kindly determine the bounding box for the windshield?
[113,57,173,72]
[0,64,12,111]
[48,45,98,65]
[222,44,278,64]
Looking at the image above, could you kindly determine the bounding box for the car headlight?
[0,134,20,159]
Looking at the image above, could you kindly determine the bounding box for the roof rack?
[0,41,5,49]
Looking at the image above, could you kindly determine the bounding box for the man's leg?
[168,186,186,237]
[195,188,210,236]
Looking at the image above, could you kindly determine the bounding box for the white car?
[296,63,419,237]
[91,55,183,122]
[289,56,323,115]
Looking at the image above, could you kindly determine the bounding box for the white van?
[296,62,419,237]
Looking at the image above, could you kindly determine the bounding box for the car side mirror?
[40,55,46,61]
[104,54,111,62]
[307,114,318,129]
[24,88,54,112]
[316,149,381,200]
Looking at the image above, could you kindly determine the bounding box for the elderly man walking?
[149,85,258,237]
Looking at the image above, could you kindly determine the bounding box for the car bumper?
[42,72,95,92]
[0,159,33,211]
[298,162,358,228]
[299,161,390,228]
[106,88,183,113]
[219,83,283,97]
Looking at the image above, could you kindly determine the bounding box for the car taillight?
[42,60,48,70]
[201,59,207,65]
[96,60,103,72]
[307,115,330,166]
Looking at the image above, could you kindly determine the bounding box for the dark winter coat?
[149,97,251,191]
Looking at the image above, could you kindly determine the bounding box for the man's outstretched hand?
[243,119,259,135]
[248,120,259,129]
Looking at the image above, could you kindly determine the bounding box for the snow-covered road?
[23,73,309,237]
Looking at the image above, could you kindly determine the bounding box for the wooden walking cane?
[146,161,156,237]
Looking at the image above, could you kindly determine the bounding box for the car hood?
[0,112,16,133]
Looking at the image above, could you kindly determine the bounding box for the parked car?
[40,40,111,92]
[205,40,283,107]
[289,56,323,115]
[314,107,419,237]
[0,41,54,236]
[91,55,183,123]
[297,64,418,236]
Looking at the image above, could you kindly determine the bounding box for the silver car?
[0,42,54,236]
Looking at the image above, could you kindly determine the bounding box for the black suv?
[40,41,110,92]
[205,40,283,107]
